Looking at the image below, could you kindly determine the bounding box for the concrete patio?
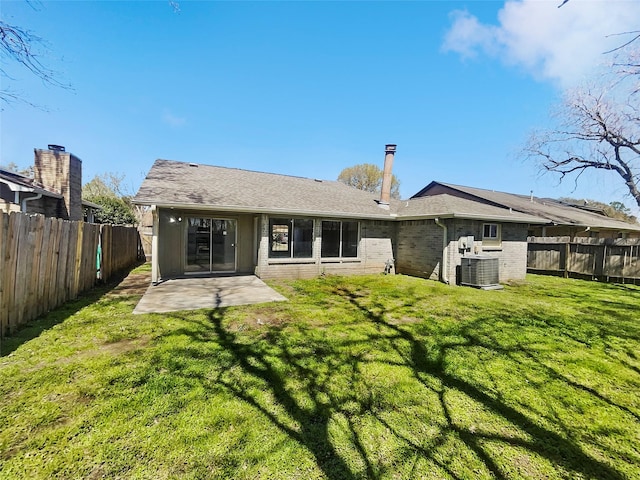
[133,275,287,314]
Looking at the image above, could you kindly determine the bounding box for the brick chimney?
[34,145,83,221]
[379,144,396,206]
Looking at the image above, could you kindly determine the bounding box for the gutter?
[132,200,398,221]
[21,193,43,213]
[434,217,449,284]
[399,212,548,224]
[132,200,548,224]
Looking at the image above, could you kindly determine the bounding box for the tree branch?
[0,19,72,107]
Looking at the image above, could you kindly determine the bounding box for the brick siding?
[256,215,396,279]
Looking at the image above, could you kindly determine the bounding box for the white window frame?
[482,223,502,248]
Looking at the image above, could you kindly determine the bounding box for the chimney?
[34,146,83,221]
[379,144,396,206]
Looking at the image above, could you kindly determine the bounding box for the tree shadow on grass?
[334,285,629,480]
[0,266,145,357]
[162,279,635,479]
[206,307,361,480]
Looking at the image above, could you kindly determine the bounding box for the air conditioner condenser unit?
[460,255,503,290]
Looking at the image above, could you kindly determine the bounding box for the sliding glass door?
[186,218,236,273]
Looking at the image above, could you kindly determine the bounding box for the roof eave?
[399,212,547,223]
[0,178,63,199]
[0,178,35,193]
[449,212,547,223]
[82,200,102,209]
[136,198,550,223]
[133,199,398,220]
[542,219,640,232]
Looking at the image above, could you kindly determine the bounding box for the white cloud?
[162,110,187,127]
[442,0,640,87]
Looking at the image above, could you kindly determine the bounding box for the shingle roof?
[399,194,546,223]
[0,169,62,198]
[416,182,640,232]
[134,159,399,219]
[134,159,549,223]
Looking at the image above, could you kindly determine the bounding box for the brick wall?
[445,219,529,283]
[395,219,529,284]
[395,219,442,280]
[152,210,530,283]
[0,194,62,217]
[256,216,396,279]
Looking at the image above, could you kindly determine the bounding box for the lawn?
[1,266,639,479]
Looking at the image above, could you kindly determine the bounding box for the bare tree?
[83,172,133,199]
[525,48,640,209]
[338,163,401,199]
[1,161,33,177]
[612,44,640,86]
[2,1,179,107]
[0,15,71,107]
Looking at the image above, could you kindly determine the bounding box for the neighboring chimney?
[379,144,396,206]
[34,146,83,221]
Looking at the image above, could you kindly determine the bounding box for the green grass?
[1,266,639,479]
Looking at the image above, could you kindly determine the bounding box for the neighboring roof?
[414,181,640,232]
[134,159,400,219]
[558,199,607,215]
[0,169,63,198]
[134,159,548,223]
[82,199,102,210]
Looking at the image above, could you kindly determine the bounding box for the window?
[482,223,501,247]
[321,221,359,258]
[269,218,313,258]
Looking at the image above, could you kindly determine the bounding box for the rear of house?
[154,208,397,281]
[134,149,545,285]
[135,159,400,284]
[394,195,541,283]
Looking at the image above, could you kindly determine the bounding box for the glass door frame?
[184,216,237,274]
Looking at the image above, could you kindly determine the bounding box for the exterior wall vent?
[460,255,502,290]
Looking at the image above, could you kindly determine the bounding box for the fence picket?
[36,217,51,318]
[0,212,142,338]
[0,213,6,335]
[528,237,640,282]
[7,214,22,331]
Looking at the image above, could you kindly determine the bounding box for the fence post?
[0,212,6,338]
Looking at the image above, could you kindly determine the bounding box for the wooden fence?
[0,211,143,338]
[528,236,640,282]
[100,225,143,281]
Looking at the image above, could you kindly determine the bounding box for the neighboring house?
[133,146,546,285]
[0,145,99,222]
[413,182,640,239]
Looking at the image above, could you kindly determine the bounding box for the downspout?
[21,193,43,213]
[435,217,449,284]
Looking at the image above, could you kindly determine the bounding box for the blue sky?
[2,0,639,213]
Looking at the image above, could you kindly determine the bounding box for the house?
[413,182,640,239]
[0,145,99,222]
[133,145,546,285]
